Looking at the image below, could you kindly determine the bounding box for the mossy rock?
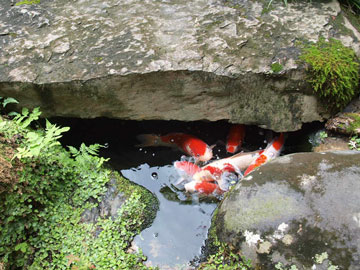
[299,37,359,112]
[81,171,159,231]
[213,151,360,269]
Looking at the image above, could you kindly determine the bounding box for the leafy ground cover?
[0,105,156,270]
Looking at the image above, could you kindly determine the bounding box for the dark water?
[48,117,325,269]
[122,164,216,269]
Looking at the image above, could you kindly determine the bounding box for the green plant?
[349,135,360,150]
[299,37,359,111]
[0,97,18,108]
[13,119,70,160]
[319,130,328,142]
[0,106,154,269]
[345,113,360,135]
[339,0,360,14]
[271,62,284,73]
[15,0,40,5]
[198,239,252,270]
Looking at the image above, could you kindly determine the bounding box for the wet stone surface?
[214,151,360,269]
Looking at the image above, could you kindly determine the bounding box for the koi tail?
[136,134,161,147]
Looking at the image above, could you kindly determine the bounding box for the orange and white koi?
[136,133,213,162]
[226,124,246,153]
[244,133,285,176]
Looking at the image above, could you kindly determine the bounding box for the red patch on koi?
[203,166,222,177]
[226,124,245,153]
[222,163,236,173]
[194,181,223,195]
[174,161,202,176]
[272,133,284,151]
[137,133,213,161]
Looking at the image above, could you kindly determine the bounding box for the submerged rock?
[213,151,360,269]
[1,0,360,131]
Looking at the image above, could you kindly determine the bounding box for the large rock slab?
[0,0,359,131]
[214,151,360,269]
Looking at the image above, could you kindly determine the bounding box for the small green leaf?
[15,242,28,253]
[3,97,19,107]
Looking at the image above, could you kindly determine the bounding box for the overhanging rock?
[0,0,359,131]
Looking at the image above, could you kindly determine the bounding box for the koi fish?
[226,124,246,153]
[184,178,224,195]
[182,150,261,194]
[173,160,202,185]
[193,150,262,182]
[136,133,213,162]
[244,133,285,176]
[174,161,202,176]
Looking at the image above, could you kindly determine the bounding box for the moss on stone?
[15,0,40,6]
[271,62,284,73]
[341,6,360,33]
[344,112,360,134]
[299,37,359,111]
[113,171,159,230]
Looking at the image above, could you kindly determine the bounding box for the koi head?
[226,124,245,153]
[198,146,213,162]
[185,139,213,162]
[272,133,285,151]
[226,144,238,154]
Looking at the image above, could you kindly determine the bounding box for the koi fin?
[135,134,161,147]
[229,149,261,159]
[210,144,217,149]
[175,177,187,186]
[244,164,256,176]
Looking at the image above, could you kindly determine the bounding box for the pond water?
[50,118,324,269]
[122,164,217,269]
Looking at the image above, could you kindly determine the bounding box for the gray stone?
[0,0,359,131]
[81,177,128,223]
[214,151,360,269]
[325,97,360,136]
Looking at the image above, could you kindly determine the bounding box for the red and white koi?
[174,160,202,177]
[226,124,246,153]
[244,133,285,176]
[136,133,213,162]
[184,178,224,196]
[173,160,202,185]
[183,150,262,195]
[193,150,262,182]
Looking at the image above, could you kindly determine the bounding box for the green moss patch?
[114,172,159,230]
[299,37,360,111]
[15,0,40,5]
[271,62,284,73]
[345,112,360,134]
